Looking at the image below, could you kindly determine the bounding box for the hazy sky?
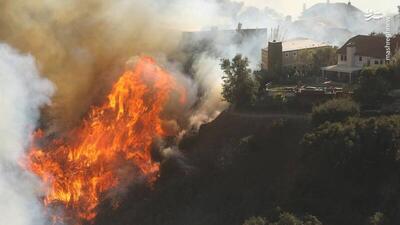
[243,0,399,17]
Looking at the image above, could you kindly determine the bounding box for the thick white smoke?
[189,54,228,129]
[0,43,54,225]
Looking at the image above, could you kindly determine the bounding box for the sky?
[243,0,399,17]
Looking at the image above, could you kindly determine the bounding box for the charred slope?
[95,111,310,225]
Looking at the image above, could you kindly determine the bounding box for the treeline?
[220,55,325,112]
[354,59,400,110]
[221,53,400,112]
[294,59,400,224]
[240,100,400,225]
[240,58,400,225]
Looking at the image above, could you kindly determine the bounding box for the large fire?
[27,56,186,224]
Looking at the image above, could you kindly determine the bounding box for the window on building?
[285,53,289,57]
[293,52,297,56]
[375,60,379,65]
[380,60,383,64]
[344,55,347,61]
[359,56,362,61]
[340,55,344,61]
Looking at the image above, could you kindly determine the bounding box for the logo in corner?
[364,10,384,21]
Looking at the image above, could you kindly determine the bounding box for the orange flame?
[27,56,186,224]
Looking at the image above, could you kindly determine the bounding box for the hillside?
[95,111,310,225]
[94,103,400,225]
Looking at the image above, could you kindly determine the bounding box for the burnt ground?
[95,111,310,225]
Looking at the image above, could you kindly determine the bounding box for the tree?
[221,54,259,108]
[243,212,322,225]
[243,216,268,225]
[277,212,303,225]
[301,116,400,225]
[303,116,400,171]
[303,215,323,225]
[367,212,386,225]
[311,98,360,127]
[375,60,400,89]
[291,47,337,79]
[311,48,337,75]
[353,68,391,109]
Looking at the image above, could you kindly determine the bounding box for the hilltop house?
[261,38,332,74]
[322,35,400,83]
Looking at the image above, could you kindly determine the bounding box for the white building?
[322,35,400,83]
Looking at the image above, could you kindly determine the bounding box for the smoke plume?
[0,43,54,225]
[0,0,183,131]
[0,0,284,132]
[0,0,389,132]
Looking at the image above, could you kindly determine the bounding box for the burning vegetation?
[27,56,186,224]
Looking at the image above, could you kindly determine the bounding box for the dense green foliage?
[303,116,400,169]
[367,212,386,225]
[353,61,400,109]
[310,48,337,73]
[301,47,337,77]
[221,54,259,108]
[353,68,391,109]
[301,116,400,225]
[311,98,359,126]
[243,216,268,225]
[243,212,322,225]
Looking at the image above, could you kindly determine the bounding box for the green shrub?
[243,212,322,225]
[243,216,268,225]
[367,212,386,225]
[354,68,390,109]
[311,98,359,126]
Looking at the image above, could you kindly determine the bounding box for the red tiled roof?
[337,35,400,58]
